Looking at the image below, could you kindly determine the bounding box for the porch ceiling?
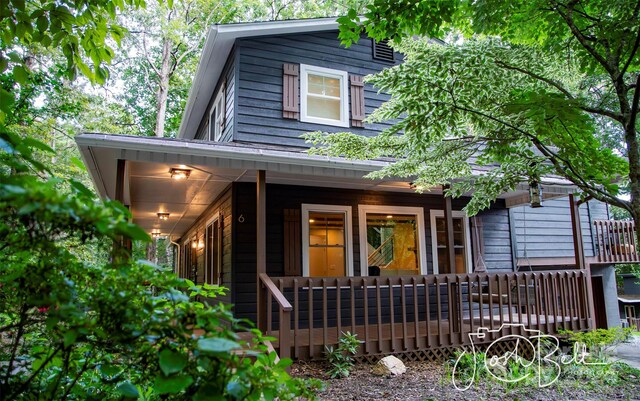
[75,133,578,240]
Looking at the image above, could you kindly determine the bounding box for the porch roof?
[75,133,577,240]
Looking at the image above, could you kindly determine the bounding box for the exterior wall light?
[169,167,191,180]
[529,180,543,208]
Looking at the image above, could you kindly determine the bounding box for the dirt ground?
[291,360,640,401]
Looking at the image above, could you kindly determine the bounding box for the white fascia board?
[178,18,340,140]
[76,134,386,173]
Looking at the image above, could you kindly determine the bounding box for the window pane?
[308,211,346,277]
[308,74,341,97]
[435,216,467,273]
[307,96,341,121]
[366,213,419,276]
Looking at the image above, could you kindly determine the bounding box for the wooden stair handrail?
[258,273,292,363]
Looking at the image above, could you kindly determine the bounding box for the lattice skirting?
[354,340,535,364]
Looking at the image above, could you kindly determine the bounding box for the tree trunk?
[154,38,173,137]
[146,238,157,263]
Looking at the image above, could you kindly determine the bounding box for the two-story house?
[76,17,632,361]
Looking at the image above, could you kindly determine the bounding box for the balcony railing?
[593,220,639,264]
[258,270,592,360]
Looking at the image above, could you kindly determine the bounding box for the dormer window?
[300,64,349,128]
[209,85,225,141]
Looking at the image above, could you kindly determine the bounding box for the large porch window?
[302,204,353,277]
[430,210,472,274]
[358,205,427,276]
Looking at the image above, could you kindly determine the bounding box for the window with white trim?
[358,205,427,276]
[300,64,349,127]
[208,85,225,141]
[302,204,353,277]
[429,210,472,274]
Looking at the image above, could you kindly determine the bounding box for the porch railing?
[593,220,639,264]
[260,270,592,360]
[257,273,292,360]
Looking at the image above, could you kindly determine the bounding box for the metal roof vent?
[372,39,394,62]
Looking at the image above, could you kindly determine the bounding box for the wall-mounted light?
[197,239,204,249]
[169,167,191,180]
[529,180,543,208]
[191,241,197,249]
[157,212,170,220]
[386,215,393,219]
[309,219,315,223]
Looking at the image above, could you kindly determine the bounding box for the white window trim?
[300,64,349,128]
[205,213,221,285]
[429,210,473,274]
[301,204,353,277]
[358,205,428,276]
[208,85,225,141]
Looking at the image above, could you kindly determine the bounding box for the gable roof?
[178,17,340,140]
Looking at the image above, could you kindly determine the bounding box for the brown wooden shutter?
[283,209,301,276]
[282,64,299,119]
[349,75,365,127]
[471,216,487,272]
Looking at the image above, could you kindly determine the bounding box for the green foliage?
[0,132,320,400]
[327,0,640,219]
[324,332,360,379]
[560,327,634,359]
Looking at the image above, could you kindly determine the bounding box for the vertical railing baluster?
[363,277,370,354]
[376,278,382,353]
[436,275,442,346]
[424,276,431,348]
[293,279,299,359]
[413,277,420,350]
[401,277,408,350]
[389,277,396,352]
[308,278,314,358]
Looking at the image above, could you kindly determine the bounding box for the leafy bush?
[560,327,634,360]
[324,332,360,379]
[0,132,320,400]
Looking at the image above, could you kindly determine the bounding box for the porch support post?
[112,159,130,262]
[569,194,585,270]
[257,170,267,331]
[443,186,460,332]
[569,194,596,329]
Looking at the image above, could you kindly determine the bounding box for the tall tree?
[310,1,640,235]
[120,0,238,137]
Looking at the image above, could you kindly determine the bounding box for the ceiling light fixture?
[169,167,191,180]
[151,231,162,238]
[157,212,170,220]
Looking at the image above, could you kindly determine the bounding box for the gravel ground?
[291,360,640,401]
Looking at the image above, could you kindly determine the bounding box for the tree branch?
[142,32,161,78]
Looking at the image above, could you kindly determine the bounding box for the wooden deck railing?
[261,270,592,360]
[593,220,639,263]
[257,273,292,360]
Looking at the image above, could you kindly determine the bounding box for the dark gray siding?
[195,46,236,142]
[479,208,513,272]
[511,198,608,259]
[231,183,512,322]
[235,31,400,147]
[178,185,233,305]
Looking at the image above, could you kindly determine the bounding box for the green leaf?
[117,381,139,398]
[197,337,241,354]
[154,374,193,394]
[13,65,28,84]
[63,330,78,347]
[158,349,188,376]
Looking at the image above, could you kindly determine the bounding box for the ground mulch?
[291,360,640,401]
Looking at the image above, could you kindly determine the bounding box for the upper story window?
[208,85,225,141]
[300,64,349,128]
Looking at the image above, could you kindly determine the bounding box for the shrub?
[324,332,360,379]
[0,132,320,400]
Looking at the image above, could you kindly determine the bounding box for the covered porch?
[75,133,630,360]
